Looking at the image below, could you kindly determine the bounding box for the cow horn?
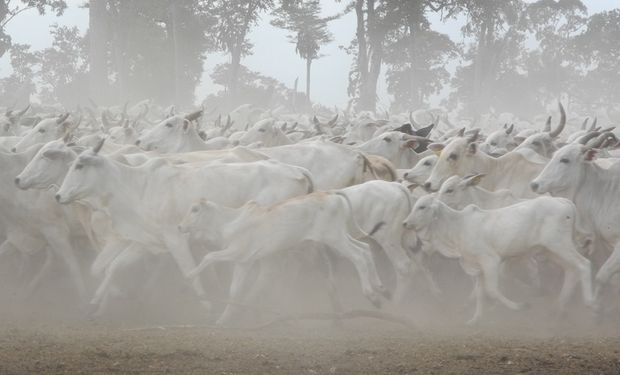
[93,137,106,154]
[543,116,552,132]
[588,117,598,132]
[578,131,600,145]
[101,112,111,128]
[581,117,589,130]
[16,104,30,117]
[505,123,514,135]
[548,102,566,138]
[467,129,480,143]
[56,113,70,125]
[185,110,203,122]
[587,132,617,149]
[457,127,465,137]
[327,114,339,127]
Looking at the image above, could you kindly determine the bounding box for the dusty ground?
[0,316,619,375]
[1,250,619,374]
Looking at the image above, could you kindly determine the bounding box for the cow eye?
[75,164,83,170]
[258,128,266,133]
[533,141,541,146]
[38,128,46,133]
[423,161,431,166]
[165,123,173,128]
[560,158,570,164]
[191,206,199,213]
[445,189,454,194]
[490,142,497,146]
[383,137,392,143]
[418,205,426,210]
[448,153,458,160]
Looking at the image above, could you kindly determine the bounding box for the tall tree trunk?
[354,0,369,110]
[88,0,109,105]
[306,57,311,111]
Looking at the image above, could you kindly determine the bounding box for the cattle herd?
[1,101,619,327]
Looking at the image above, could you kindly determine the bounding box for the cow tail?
[359,153,380,181]
[301,168,315,194]
[335,191,383,239]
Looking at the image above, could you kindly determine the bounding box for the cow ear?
[428,143,445,155]
[402,139,418,149]
[183,119,190,131]
[463,173,485,186]
[583,148,598,161]
[406,183,418,192]
[43,149,66,160]
[467,142,477,155]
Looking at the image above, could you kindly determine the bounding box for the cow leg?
[327,235,385,308]
[24,247,54,298]
[91,238,129,279]
[42,227,87,300]
[547,243,593,310]
[90,244,145,315]
[216,262,260,327]
[467,275,486,326]
[163,233,211,309]
[376,236,413,304]
[479,256,526,311]
[410,251,442,297]
[595,243,620,302]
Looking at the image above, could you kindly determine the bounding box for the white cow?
[55,141,315,311]
[180,192,390,325]
[530,144,620,302]
[12,113,79,153]
[403,195,594,325]
[424,130,548,197]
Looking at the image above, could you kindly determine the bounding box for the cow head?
[436,174,485,209]
[55,138,106,204]
[357,131,429,167]
[530,143,594,197]
[403,194,439,232]
[403,155,437,185]
[424,129,480,192]
[238,119,287,147]
[480,124,517,156]
[12,113,78,153]
[178,199,233,247]
[136,110,203,152]
[0,105,30,136]
[15,138,81,190]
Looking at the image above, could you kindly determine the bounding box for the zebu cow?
[424,130,548,197]
[54,140,314,311]
[402,155,437,186]
[238,119,293,147]
[136,110,229,152]
[479,124,517,156]
[338,181,439,298]
[530,144,620,303]
[436,174,520,210]
[0,105,30,136]
[12,113,79,153]
[355,131,432,169]
[403,195,594,325]
[0,145,90,299]
[180,192,390,325]
[514,103,566,158]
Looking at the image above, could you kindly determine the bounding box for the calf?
[180,192,390,325]
[403,195,594,325]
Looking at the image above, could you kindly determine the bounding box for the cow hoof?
[378,286,392,301]
[368,293,382,309]
[466,317,481,327]
[516,302,530,311]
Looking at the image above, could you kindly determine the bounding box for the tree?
[210,0,274,109]
[0,0,66,58]
[0,43,38,106]
[447,0,526,116]
[380,0,458,111]
[271,0,337,110]
[37,25,89,106]
[570,9,620,112]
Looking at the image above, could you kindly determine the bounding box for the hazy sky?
[1,0,618,108]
